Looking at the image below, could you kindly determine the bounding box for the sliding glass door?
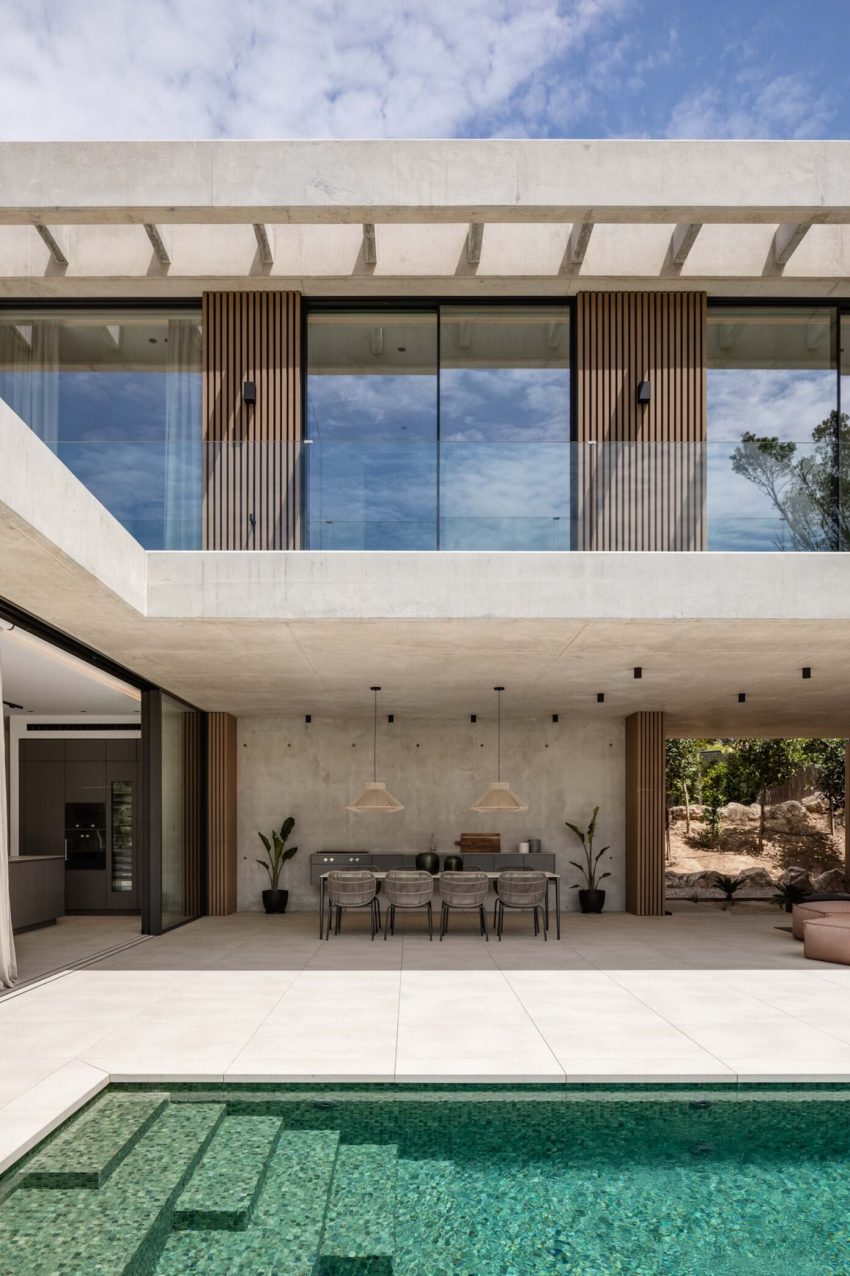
[142,690,205,934]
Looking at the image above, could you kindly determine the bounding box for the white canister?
[519,841,530,854]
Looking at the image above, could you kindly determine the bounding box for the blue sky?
[0,0,847,140]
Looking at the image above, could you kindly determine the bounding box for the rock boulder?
[764,800,813,834]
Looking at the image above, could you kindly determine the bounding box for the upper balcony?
[1,299,848,554]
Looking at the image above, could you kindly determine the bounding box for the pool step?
[0,1102,225,1276]
[318,1143,398,1275]
[394,1159,458,1276]
[172,1114,282,1231]
[155,1128,341,1275]
[19,1092,169,1188]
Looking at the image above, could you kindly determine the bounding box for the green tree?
[665,738,705,837]
[729,411,849,552]
[701,762,728,848]
[733,739,804,854]
[801,738,846,835]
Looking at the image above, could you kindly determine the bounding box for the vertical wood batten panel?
[625,711,666,915]
[207,712,237,916]
[576,292,707,551]
[202,291,302,549]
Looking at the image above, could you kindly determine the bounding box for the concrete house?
[1,138,849,942]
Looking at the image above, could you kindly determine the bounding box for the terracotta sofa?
[792,900,850,941]
[803,915,850,965]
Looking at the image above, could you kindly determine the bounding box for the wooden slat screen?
[207,712,238,916]
[202,291,302,549]
[575,292,707,550]
[625,711,666,915]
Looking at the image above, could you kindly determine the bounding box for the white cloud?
[666,70,833,140]
[0,0,629,140]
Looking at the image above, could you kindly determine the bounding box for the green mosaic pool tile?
[19,1092,169,1189]
[155,1129,343,1276]
[172,1115,282,1231]
[319,1144,398,1267]
[0,1103,224,1276]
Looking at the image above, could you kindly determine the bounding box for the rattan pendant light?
[346,686,404,813]
[471,686,528,812]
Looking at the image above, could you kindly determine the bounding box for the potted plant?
[565,806,610,913]
[257,817,298,914]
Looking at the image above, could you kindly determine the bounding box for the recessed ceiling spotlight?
[633,667,642,679]
[597,693,605,703]
[552,713,559,723]
[470,714,477,723]
[738,693,747,703]
[802,667,812,679]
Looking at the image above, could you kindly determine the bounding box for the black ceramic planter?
[442,855,464,872]
[579,889,605,914]
[262,889,289,914]
[416,851,440,875]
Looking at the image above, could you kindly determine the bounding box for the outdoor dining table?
[318,870,561,940]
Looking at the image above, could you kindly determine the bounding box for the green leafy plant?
[701,763,727,848]
[256,817,298,890]
[565,806,611,891]
[712,872,743,902]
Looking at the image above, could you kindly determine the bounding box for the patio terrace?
[3,907,850,1173]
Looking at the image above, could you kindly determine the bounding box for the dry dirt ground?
[667,811,845,879]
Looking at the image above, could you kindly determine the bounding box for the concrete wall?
[237,713,625,914]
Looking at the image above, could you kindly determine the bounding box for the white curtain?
[0,654,18,988]
[164,319,202,549]
[0,319,60,451]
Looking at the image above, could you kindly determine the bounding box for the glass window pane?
[0,308,202,549]
[707,307,838,551]
[439,306,570,550]
[306,312,438,549]
[160,695,201,931]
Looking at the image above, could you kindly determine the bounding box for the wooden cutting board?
[455,833,502,855]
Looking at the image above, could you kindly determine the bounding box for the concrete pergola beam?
[362,223,377,265]
[772,222,812,266]
[670,222,702,265]
[466,222,483,265]
[143,222,171,266]
[252,223,273,266]
[2,140,849,225]
[33,224,68,265]
[561,221,593,272]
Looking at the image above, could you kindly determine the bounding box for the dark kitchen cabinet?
[21,759,66,857]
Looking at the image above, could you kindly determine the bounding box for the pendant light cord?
[497,688,501,782]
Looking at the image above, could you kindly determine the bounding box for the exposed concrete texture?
[146,549,850,622]
[0,401,147,617]
[237,714,625,913]
[3,140,850,224]
[2,141,850,294]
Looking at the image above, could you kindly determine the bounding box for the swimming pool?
[2,1084,849,1274]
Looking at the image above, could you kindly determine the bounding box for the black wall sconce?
[596,693,605,703]
[470,714,477,723]
[243,380,256,404]
[637,380,651,404]
[305,714,312,723]
[552,713,559,723]
[633,667,643,679]
[387,714,394,723]
[738,693,746,703]
[802,667,812,679]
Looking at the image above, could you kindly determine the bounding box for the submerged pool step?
[172,1114,282,1231]
[394,1159,458,1275]
[0,1102,225,1276]
[19,1091,169,1189]
[318,1143,398,1275]
[155,1129,341,1275]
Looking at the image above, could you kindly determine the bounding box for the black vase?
[442,854,464,872]
[579,889,605,914]
[416,851,440,875]
[262,889,289,914]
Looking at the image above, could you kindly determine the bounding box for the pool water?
[2,1086,850,1275]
